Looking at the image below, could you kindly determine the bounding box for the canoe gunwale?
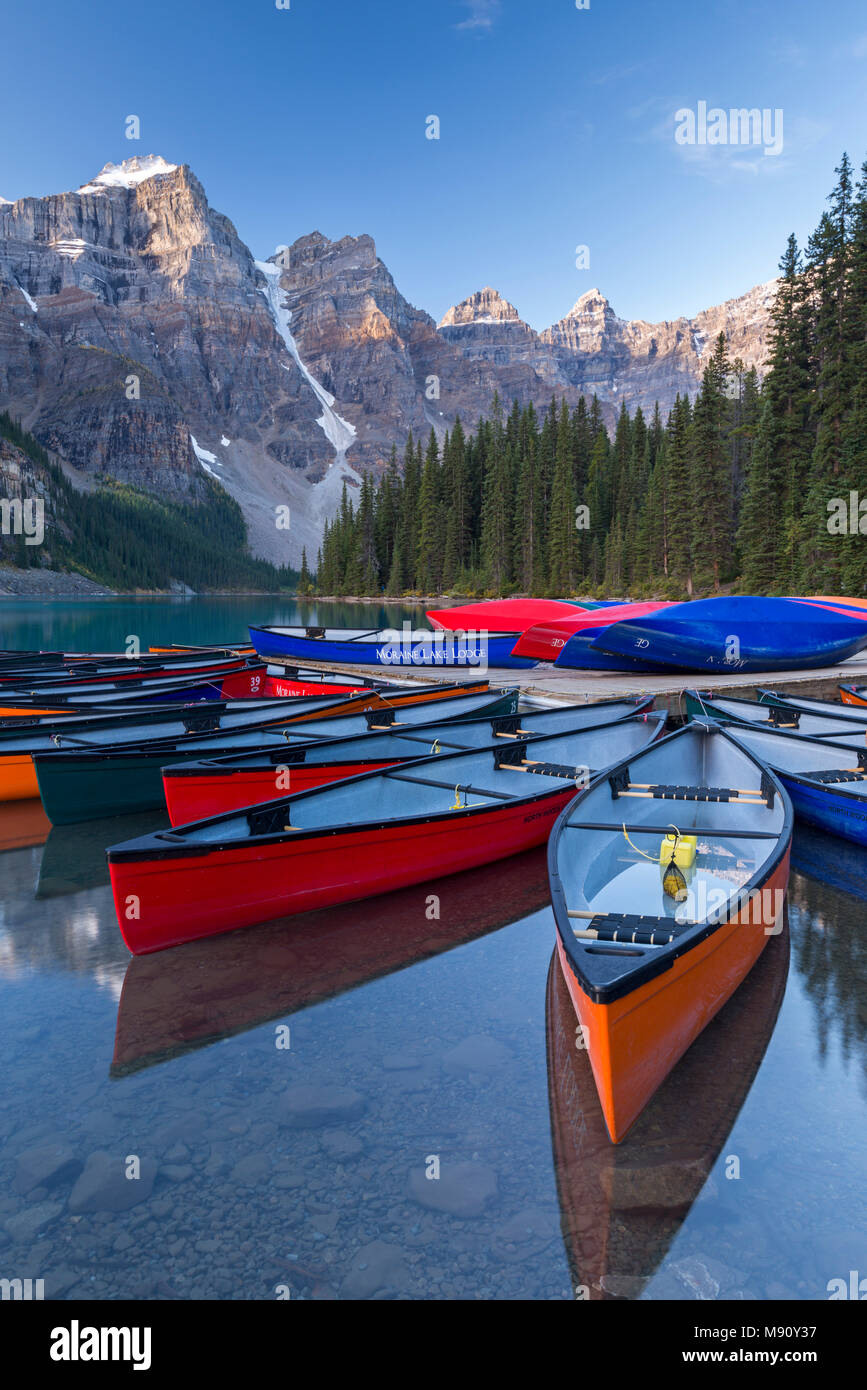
[720,718,867,805]
[548,722,793,1006]
[107,713,668,863]
[157,693,656,778]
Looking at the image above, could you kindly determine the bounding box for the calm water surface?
[0,599,865,1300]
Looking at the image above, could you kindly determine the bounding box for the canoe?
[683,689,867,739]
[590,597,867,673]
[426,599,589,633]
[0,664,267,706]
[553,628,674,673]
[0,681,493,804]
[162,694,660,824]
[546,922,789,1299]
[111,845,552,1076]
[754,686,867,727]
[548,721,792,1141]
[512,603,674,662]
[248,624,536,670]
[839,684,867,707]
[0,653,260,689]
[33,688,521,823]
[107,714,665,955]
[720,721,867,847]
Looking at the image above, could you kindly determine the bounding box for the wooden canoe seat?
[566,911,686,946]
[608,765,775,808]
[248,804,295,835]
[182,712,221,733]
[493,743,589,781]
[803,768,867,783]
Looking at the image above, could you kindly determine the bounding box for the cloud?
[456,0,501,31]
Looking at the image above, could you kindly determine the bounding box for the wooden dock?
[274,654,867,715]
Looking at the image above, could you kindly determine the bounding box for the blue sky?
[2,0,866,327]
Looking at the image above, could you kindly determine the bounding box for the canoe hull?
[249,625,535,670]
[840,685,867,708]
[163,759,404,824]
[555,851,790,1143]
[110,790,576,954]
[593,598,867,673]
[778,775,867,846]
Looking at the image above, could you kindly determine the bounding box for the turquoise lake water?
[0,598,865,1300]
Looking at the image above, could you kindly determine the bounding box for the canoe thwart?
[608,765,775,808]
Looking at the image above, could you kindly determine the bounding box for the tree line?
[308,150,867,600]
[0,412,298,591]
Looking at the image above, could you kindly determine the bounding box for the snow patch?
[255,258,357,457]
[17,284,37,313]
[691,329,707,356]
[52,238,89,260]
[78,155,177,194]
[220,436,230,448]
[190,434,222,479]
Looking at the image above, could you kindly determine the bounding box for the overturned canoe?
[33,687,520,823]
[107,714,665,955]
[548,721,792,1142]
[513,603,674,663]
[162,695,660,824]
[721,721,867,847]
[426,599,589,633]
[249,624,536,670]
[591,597,867,673]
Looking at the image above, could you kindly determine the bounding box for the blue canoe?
[718,720,867,846]
[554,627,673,673]
[590,597,867,674]
[249,625,536,670]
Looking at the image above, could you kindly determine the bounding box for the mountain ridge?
[0,155,778,564]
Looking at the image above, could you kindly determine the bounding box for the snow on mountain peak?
[78,155,178,194]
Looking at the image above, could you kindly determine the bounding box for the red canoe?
[161,695,659,825]
[426,599,589,633]
[513,602,674,662]
[109,715,664,955]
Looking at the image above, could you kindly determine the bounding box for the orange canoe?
[548,720,792,1142]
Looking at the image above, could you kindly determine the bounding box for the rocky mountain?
[0,155,777,564]
[440,281,778,421]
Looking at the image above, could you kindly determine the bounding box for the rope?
[621,822,683,862]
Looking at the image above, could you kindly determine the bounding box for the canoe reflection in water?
[545,919,790,1300]
[111,844,551,1076]
[0,798,51,853]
